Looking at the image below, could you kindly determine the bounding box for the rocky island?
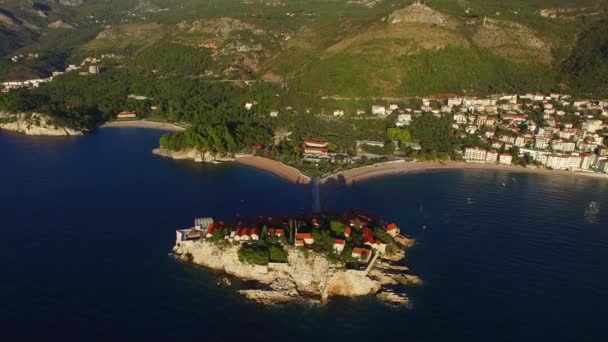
[173,211,420,305]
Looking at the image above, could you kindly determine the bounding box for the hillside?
[561,19,608,96]
[0,0,607,96]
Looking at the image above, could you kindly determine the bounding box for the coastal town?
[257,93,608,176]
[176,211,403,266]
[173,211,418,305]
[2,56,608,177]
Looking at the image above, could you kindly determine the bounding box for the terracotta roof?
[304,147,329,153]
[334,239,345,245]
[386,223,398,231]
[296,233,313,239]
[362,227,374,243]
[352,247,371,256]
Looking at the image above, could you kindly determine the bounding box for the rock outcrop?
[0,112,85,136]
[388,3,457,29]
[173,237,418,305]
[152,147,235,163]
[48,20,74,29]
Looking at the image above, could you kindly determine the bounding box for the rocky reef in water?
[173,234,419,305]
[0,112,85,136]
[153,147,235,163]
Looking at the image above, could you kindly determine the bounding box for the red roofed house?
[344,227,352,238]
[333,239,345,254]
[205,223,217,239]
[295,239,305,247]
[187,229,202,239]
[362,228,374,244]
[303,146,329,155]
[303,140,329,148]
[362,227,387,253]
[385,223,400,237]
[352,247,372,262]
[296,233,314,245]
[268,228,284,237]
[250,228,260,241]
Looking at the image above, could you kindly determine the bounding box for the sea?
[1,128,607,341]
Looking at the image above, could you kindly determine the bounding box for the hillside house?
[295,233,314,245]
[333,239,345,254]
[372,105,386,115]
[268,228,284,237]
[117,111,137,119]
[352,247,372,262]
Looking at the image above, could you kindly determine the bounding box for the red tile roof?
[386,223,398,231]
[362,227,374,244]
[268,228,284,236]
[296,233,313,240]
[352,247,372,256]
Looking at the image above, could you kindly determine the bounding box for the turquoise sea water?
[1,128,607,341]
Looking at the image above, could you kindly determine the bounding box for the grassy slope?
[1,0,607,97]
[290,0,604,97]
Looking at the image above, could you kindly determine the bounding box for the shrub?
[238,245,269,265]
[268,245,288,263]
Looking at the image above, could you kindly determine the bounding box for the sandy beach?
[235,155,311,184]
[99,120,186,132]
[321,160,608,185]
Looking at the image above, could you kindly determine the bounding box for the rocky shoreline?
[152,147,236,163]
[173,234,419,305]
[0,112,85,136]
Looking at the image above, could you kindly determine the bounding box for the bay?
[1,128,606,341]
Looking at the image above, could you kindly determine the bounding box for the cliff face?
[0,112,85,136]
[173,240,385,304]
[153,147,235,163]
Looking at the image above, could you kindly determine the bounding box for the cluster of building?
[176,212,402,263]
[10,53,38,63]
[1,56,107,93]
[386,93,608,173]
[1,77,53,92]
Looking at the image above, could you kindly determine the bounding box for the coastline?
[321,160,608,185]
[99,120,186,132]
[235,155,312,185]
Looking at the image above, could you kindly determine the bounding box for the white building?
[333,109,345,117]
[551,140,576,152]
[535,137,550,150]
[396,113,412,126]
[598,159,608,173]
[486,150,499,163]
[464,147,487,163]
[542,154,582,170]
[499,153,513,165]
[453,113,467,124]
[372,105,386,115]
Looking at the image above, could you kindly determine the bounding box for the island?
[172,211,420,305]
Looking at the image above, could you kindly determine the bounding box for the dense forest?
[561,19,608,96]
